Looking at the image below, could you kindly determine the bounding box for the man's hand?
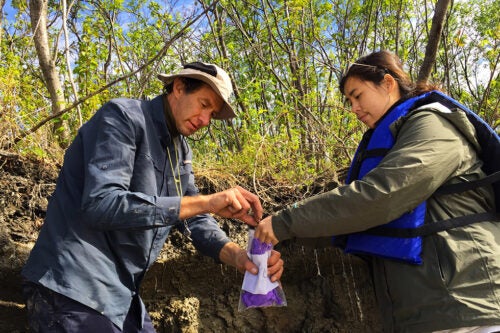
[179,186,262,225]
[254,215,279,245]
[266,250,284,282]
[219,242,284,282]
[207,186,263,226]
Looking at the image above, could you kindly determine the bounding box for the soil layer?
[0,151,382,332]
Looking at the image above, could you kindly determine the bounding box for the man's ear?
[172,77,184,97]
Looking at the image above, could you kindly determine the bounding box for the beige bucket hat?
[158,62,236,119]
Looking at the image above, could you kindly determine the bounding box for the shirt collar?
[162,93,180,139]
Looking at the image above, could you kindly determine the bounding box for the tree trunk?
[0,0,5,54]
[417,0,452,83]
[29,0,69,146]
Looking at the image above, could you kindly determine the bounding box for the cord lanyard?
[167,137,192,241]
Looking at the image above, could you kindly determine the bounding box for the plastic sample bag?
[238,229,287,310]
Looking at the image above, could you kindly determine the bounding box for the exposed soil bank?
[0,152,382,332]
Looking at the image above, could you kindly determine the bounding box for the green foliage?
[1,0,498,178]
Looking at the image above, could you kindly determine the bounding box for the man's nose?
[198,112,211,127]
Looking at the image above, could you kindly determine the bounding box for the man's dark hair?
[163,77,206,94]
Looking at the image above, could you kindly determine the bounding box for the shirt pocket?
[130,153,163,194]
[179,161,194,194]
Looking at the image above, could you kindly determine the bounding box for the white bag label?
[241,253,279,294]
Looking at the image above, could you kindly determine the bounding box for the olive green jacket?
[272,104,500,333]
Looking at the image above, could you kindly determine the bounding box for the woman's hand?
[254,215,279,245]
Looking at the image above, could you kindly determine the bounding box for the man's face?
[170,78,224,136]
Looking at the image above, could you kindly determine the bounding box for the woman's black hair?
[339,50,439,97]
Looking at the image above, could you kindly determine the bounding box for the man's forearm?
[179,195,210,220]
[218,241,247,272]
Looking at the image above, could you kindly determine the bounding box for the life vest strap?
[362,148,390,159]
[362,212,499,238]
[434,171,500,195]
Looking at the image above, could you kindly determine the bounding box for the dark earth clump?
[0,151,382,332]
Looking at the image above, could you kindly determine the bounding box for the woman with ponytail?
[252,51,500,333]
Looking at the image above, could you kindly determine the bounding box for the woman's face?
[343,75,397,128]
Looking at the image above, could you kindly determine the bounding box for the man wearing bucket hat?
[22,61,284,333]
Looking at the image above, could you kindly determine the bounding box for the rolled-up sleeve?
[187,214,230,261]
[179,159,230,260]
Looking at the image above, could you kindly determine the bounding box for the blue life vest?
[338,91,500,265]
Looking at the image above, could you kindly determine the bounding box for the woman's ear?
[383,74,397,92]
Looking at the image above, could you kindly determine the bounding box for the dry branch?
[4,1,220,150]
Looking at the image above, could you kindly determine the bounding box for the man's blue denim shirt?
[22,95,230,330]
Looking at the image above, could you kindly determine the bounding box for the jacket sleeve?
[186,214,231,261]
[80,100,181,230]
[272,110,476,241]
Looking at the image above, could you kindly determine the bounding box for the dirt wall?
[0,152,382,332]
